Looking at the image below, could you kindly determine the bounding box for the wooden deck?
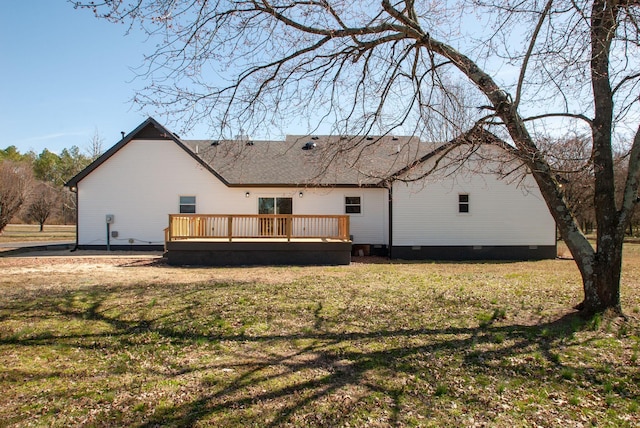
[166,214,350,242]
[164,214,352,266]
[167,237,348,243]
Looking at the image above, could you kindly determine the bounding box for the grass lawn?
[1,246,639,427]
[0,224,75,243]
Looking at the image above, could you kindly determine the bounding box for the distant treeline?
[0,134,103,232]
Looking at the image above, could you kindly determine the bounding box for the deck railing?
[166,214,350,242]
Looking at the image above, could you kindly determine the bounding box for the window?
[458,194,469,213]
[345,196,362,214]
[179,196,196,213]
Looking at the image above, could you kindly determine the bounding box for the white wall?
[78,138,553,249]
[77,139,388,246]
[292,187,387,245]
[392,155,556,247]
[78,139,227,246]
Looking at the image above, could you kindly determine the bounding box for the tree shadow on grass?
[136,312,633,427]
[1,282,638,427]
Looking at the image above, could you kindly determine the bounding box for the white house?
[66,117,556,264]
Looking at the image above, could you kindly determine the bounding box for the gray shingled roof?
[66,117,505,189]
[183,134,437,187]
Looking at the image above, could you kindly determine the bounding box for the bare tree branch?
[72,0,640,314]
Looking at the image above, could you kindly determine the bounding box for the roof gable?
[387,128,517,183]
[133,121,174,139]
[65,117,228,187]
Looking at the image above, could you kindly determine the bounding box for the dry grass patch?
[1,246,639,427]
[0,224,75,243]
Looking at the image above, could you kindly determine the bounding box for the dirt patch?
[0,250,164,267]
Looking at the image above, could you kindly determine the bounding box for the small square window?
[345,196,361,214]
[179,196,196,214]
[458,194,469,213]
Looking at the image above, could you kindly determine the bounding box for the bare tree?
[539,135,596,233]
[74,0,640,315]
[60,189,77,225]
[614,147,640,236]
[24,183,59,232]
[0,160,34,233]
[86,128,104,162]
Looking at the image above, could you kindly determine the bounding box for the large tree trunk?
[578,0,624,315]
[577,237,623,315]
[424,23,625,316]
[590,256,623,314]
[556,217,624,315]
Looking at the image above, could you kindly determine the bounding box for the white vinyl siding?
[77,138,389,246]
[392,175,555,246]
[77,139,229,246]
[76,136,553,250]
[294,188,387,245]
[391,144,555,247]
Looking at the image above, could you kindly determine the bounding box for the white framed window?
[345,196,362,214]
[458,194,469,213]
[179,196,196,213]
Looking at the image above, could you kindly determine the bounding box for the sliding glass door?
[258,197,292,236]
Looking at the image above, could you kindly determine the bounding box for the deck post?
[227,216,233,242]
[344,216,350,241]
[286,215,292,242]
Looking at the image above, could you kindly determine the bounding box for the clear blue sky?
[0,1,492,157]
[1,1,598,157]
[1,1,165,155]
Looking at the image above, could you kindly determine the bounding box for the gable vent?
[302,141,317,150]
